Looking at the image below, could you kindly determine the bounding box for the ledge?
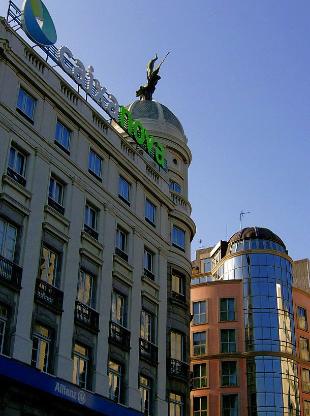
[2,174,31,199]
[44,204,70,228]
[79,247,103,266]
[81,230,103,251]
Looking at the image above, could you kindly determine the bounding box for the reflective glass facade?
[218,239,300,415]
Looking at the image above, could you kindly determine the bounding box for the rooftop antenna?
[239,210,251,230]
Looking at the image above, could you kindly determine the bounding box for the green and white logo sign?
[21,0,57,46]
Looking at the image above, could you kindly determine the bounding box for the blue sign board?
[0,355,142,416]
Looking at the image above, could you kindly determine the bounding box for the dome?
[127,100,187,143]
[228,227,286,249]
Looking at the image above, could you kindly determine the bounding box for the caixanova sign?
[19,0,166,168]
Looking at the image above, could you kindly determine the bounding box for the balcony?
[139,338,158,365]
[7,167,26,187]
[168,358,189,380]
[109,321,130,351]
[74,301,99,333]
[115,247,128,262]
[0,255,22,290]
[34,279,63,314]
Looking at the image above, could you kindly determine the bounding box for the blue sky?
[1,0,309,260]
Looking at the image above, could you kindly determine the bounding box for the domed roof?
[228,227,286,249]
[127,100,186,142]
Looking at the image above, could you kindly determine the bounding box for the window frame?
[300,337,310,361]
[48,176,64,206]
[77,269,96,309]
[169,392,183,416]
[221,394,239,416]
[88,148,103,180]
[221,361,238,387]
[116,226,128,254]
[16,86,36,122]
[220,298,236,322]
[39,244,60,287]
[55,119,71,153]
[0,305,8,355]
[31,323,52,374]
[118,175,131,205]
[193,300,207,325]
[192,363,208,389]
[108,360,123,403]
[170,330,184,362]
[169,180,181,193]
[72,343,90,390]
[84,203,98,231]
[302,368,310,393]
[139,375,152,416]
[0,217,18,262]
[193,331,207,356]
[111,290,127,328]
[220,329,237,353]
[140,309,155,344]
[145,198,156,226]
[193,396,208,416]
[8,145,27,180]
[297,306,308,331]
[172,225,185,250]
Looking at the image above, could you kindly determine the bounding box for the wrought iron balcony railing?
[48,197,65,215]
[168,358,189,380]
[139,338,158,365]
[34,279,63,314]
[7,167,26,186]
[74,301,99,333]
[109,321,130,351]
[0,255,22,290]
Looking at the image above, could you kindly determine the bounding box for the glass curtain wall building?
[191,227,301,416]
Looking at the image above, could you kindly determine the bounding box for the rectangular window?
[111,291,127,327]
[194,397,207,416]
[202,258,212,273]
[297,306,308,331]
[77,269,95,308]
[108,360,123,403]
[169,393,183,416]
[305,401,310,416]
[39,245,59,287]
[48,176,64,210]
[140,309,155,343]
[172,225,185,250]
[16,87,36,121]
[116,227,128,260]
[84,203,97,231]
[145,199,156,225]
[221,329,236,353]
[0,304,8,355]
[169,181,181,193]
[0,218,17,262]
[144,247,154,275]
[8,146,26,185]
[221,361,237,387]
[300,337,310,361]
[119,176,130,204]
[193,332,206,356]
[88,149,102,179]
[55,120,71,152]
[222,394,238,416]
[220,299,236,321]
[170,331,183,361]
[139,375,151,416]
[193,363,208,389]
[302,368,310,393]
[193,301,207,324]
[31,324,52,373]
[72,343,89,389]
[171,272,184,298]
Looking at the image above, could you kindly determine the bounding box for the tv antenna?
[239,210,251,230]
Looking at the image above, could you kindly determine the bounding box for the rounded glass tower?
[217,227,300,416]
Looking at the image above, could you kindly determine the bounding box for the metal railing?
[139,338,158,365]
[0,255,22,289]
[109,321,130,351]
[34,279,63,314]
[75,301,99,333]
[168,358,189,380]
